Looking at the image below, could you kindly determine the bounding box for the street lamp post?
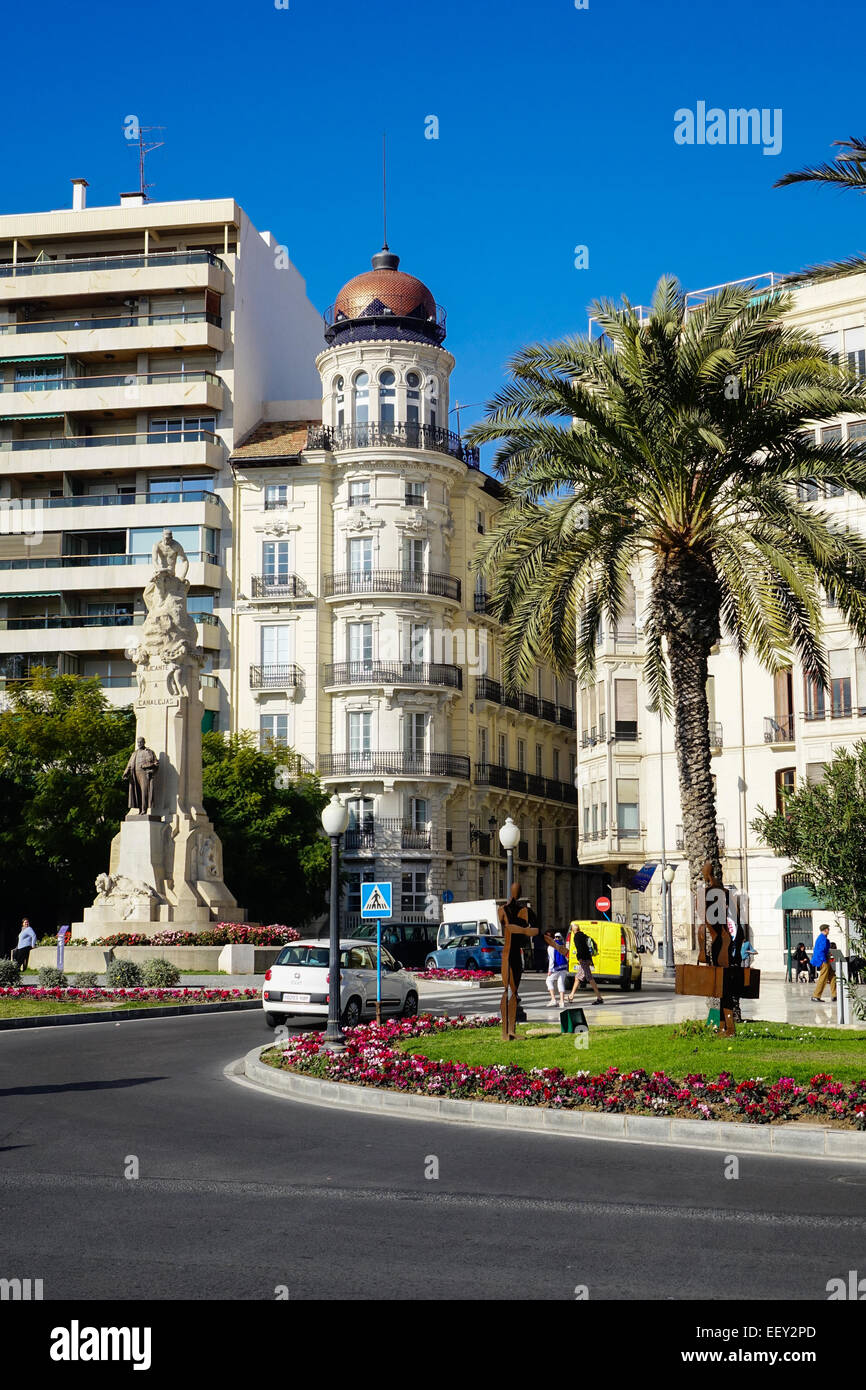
[498,816,521,892]
[662,862,677,979]
[321,794,349,1049]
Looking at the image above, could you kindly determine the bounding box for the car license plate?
[283,992,309,1003]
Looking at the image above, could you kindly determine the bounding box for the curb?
[413,977,499,991]
[240,1046,866,1161]
[0,999,261,1030]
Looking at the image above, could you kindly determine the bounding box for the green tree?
[201,732,330,923]
[752,742,866,948]
[467,278,866,889]
[775,136,866,285]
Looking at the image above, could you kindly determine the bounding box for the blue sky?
[3,0,865,459]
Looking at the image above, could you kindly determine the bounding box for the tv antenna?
[131,126,165,202]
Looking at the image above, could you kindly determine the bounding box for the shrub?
[141,957,181,987]
[74,971,100,988]
[0,959,21,986]
[38,966,68,987]
[106,959,143,988]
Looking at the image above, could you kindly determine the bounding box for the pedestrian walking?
[546,933,569,1008]
[567,924,604,1005]
[741,938,758,968]
[791,941,812,982]
[13,918,37,973]
[811,924,837,1002]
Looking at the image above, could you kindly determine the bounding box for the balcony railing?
[472,677,574,728]
[0,370,222,394]
[764,715,795,744]
[0,249,222,279]
[581,717,607,748]
[323,661,462,690]
[473,593,493,614]
[475,762,577,803]
[0,550,217,572]
[249,664,304,690]
[306,422,480,469]
[0,611,217,632]
[612,722,639,742]
[675,823,726,851]
[33,489,218,510]
[251,575,310,599]
[344,825,376,851]
[0,430,219,453]
[0,310,222,336]
[323,569,461,601]
[318,752,470,780]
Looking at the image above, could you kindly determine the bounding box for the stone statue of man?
[123,737,158,815]
[152,528,189,582]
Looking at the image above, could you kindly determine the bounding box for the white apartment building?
[0,184,322,728]
[577,270,866,975]
[230,245,583,927]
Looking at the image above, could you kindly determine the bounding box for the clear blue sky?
[3,0,865,457]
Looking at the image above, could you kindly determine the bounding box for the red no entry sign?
[595,896,611,913]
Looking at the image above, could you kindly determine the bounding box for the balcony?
[0,549,216,573]
[0,310,221,338]
[322,299,448,347]
[475,677,502,703]
[0,428,219,454]
[250,575,310,600]
[344,824,376,852]
[323,661,462,690]
[611,721,639,743]
[473,593,493,614]
[474,762,577,803]
[32,488,219,512]
[581,718,607,748]
[249,664,304,691]
[764,715,795,744]
[675,823,726,853]
[318,752,470,780]
[0,249,222,280]
[323,569,461,602]
[472,677,574,727]
[306,422,480,469]
[0,310,224,361]
[0,371,225,418]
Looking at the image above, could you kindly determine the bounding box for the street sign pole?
[376,918,382,1025]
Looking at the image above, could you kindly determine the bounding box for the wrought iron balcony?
[323,661,462,690]
[472,677,573,728]
[473,593,493,614]
[581,718,607,748]
[251,574,310,599]
[319,752,470,779]
[474,761,577,803]
[250,664,304,690]
[475,677,502,703]
[306,421,479,469]
[323,569,461,601]
[764,715,795,744]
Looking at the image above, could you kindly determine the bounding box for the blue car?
[424,934,504,971]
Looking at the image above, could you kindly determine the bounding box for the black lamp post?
[321,794,349,1049]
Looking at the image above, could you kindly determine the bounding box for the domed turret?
[324,247,446,346]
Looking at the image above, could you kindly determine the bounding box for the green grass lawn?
[397,1020,866,1085]
[0,996,233,1019]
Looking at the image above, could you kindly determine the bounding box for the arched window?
[426,375,439,429]
[379,369,396,429]
[334,375,344,429]
[353,372,369,441]
[406,371,421,440]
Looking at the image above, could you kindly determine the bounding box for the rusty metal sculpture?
[675,860,760,1035]
[498,881,539,1040]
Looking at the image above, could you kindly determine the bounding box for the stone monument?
[76,530,245,939]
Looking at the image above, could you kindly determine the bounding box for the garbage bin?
[560,1006,587,1034]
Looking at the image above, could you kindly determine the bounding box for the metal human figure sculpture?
[498,880,539,1040]
[123,737,158,815]
[675,859,759,1036]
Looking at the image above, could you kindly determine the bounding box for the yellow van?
[567,919,643,992]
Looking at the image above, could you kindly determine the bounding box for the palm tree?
[776,136,866,285]
[466,277,866,890]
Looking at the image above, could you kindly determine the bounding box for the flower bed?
[94,924,300,947]
[417,968,496,981]
[264,1016,866,1128]
[1,986,259,1003]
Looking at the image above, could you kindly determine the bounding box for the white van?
[437,899,504,950]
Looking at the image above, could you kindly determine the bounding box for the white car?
[262,937,420,1030]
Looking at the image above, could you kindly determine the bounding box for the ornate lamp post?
[662,862,677,979]
[321,794,349,1048]
[498,816,521,892]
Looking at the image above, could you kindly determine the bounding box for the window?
[379,369,396,428]
[408,797,428,829]
[773,668,793,738]
[797,479,820,502]
[821,425,845,496]
[408,622,427,663]
[426,376,438,428]
[347,796,374,832]
[478,726,489,765]
[806,763,826,786]
[829,649,852,717]
[404,712,427,759]
[803,674,825,721]
[348,479,370,507]
[537,669,544,700]
[614,678,638,740]
[775,767,795,815]
[15,362,63,391]
[260,713,289,748]
[535,744,543,777]
[552,748,560,781]
[616,778,640,838]
[477,509,485,535]
[599,779,608,832]
[265,483,289,510]
[347,621,373,667]
[263,539,293,584]
[614,578,637,641]
[819,330,840,363]
[403,537,424,575]
[261,625,292,667]
[498,732,507,766]
[857,649,866,714]
[334,375,345,428]
[401,867,429,913]
[517,739,527,772]
[405,481,424,507]
[846,325,865,378]
[348,537,372,575]
[348,710,372,757]
[570,751,576,783]
[352,373,369,427]
[849,420,866,453]
[149,416,215,442]
[406,371,421,431]
[347,867,376,913]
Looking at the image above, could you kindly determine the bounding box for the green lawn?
[398,1020,866,1085]
[0,997,229,1019]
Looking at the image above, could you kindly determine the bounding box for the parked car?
[348,920,439,970]
[566,919,642,991]
[262,938,419,1028]
[425,934,504,971]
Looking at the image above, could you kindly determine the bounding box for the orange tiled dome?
[334,248,436,323]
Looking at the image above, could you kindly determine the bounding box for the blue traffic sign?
[442,889,454,904]
[360,881,392,919]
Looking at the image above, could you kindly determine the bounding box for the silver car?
[262,936,420,1029]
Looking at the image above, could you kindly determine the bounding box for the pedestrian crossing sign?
[360,881,392,919]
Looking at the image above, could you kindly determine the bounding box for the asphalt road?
[1,1006,864,1301]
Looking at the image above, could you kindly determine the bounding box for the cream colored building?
[577,270,866,974]
[230,246,582,927]
[0,185,322,728]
